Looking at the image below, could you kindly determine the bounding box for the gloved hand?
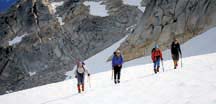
[75,75,77,78]
[88,73,90,76]
[161,58,163,60]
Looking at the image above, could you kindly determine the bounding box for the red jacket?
[151,49,163,62]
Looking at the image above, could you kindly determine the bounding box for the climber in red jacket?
[151,45,163,74]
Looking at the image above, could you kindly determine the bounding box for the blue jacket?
[112,55,123,67]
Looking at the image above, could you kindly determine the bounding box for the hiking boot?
[118,80,120,83]
[114,80,117,84]
[82,84,84,92]
[154,69,157,74]
[77,85,81,93]
[157,67,160,72]
[174,64,177,69]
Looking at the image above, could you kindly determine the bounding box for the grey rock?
[119,0,216,61]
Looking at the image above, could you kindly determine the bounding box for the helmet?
[155,44,159,49]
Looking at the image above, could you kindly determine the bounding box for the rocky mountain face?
[119,0,216,61]
[0,0,142,94]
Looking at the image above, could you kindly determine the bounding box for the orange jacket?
[151,49,163,62]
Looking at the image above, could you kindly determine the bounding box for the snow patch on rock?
[8,33,28,46]
[83,1,109,17]
[50,1,64,14]
[56,16,64,26]
[122,0,145,12]
[29,72,36,76]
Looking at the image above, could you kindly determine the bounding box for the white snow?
[56,16,64,26]
[8,33,27,46]
[83,1,109,17]
[1,27,216,104]
[122,0,145,12]
[29,72,36,76]
[50,1,64,14]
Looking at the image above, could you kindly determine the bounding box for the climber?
[74,61,90,93]
[171,38,182,69]
[112,50,124,84]
[151,45,163,74]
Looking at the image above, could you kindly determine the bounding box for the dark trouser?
[153,59,160,73]
[77,72,85,85]
[172,54,179,68]
[113,65,122,83]
[172,54,179,61]
[153,59,160,69]
[76,72,85,93]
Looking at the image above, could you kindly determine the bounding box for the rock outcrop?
[120,0,216,61]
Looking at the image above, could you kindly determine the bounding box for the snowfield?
[1,27,216,104]
[83,1,109,17]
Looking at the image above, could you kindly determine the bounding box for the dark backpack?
[151,48,156,53]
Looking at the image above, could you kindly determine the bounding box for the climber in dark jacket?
[171,38,182,69]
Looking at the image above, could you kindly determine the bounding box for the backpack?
[151,48,156,53]
[76,62,86,74]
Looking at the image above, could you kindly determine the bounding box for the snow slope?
[1,53,216,104]
[1,28,216,104]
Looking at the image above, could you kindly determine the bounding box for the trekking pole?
[111,69,114,80]
[88,76,91,88]
[162,60,165,72]
[181,54,183,68]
